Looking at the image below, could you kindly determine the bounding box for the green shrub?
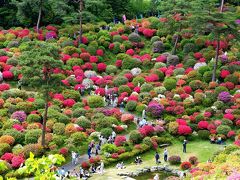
[113,35,123,43]
[151,36,160,44]
[52,135,65,146]
[136,104,147,114]
[95,118,112,131]
[53,123,65,135]
[129,130,142,144]
[215,86,228,95]
[126,101,137,111]
[26,114,41,123]
[113,76,128,87]
[58,114,70,124]
[72,102,84,110]
[221,119,233,126]
[216,125,231,135]
[3,129,25,144]
[183,43,197,54]
[198,66,210,75]
[132,76,145,86]
[189,80,205,90]
[0,143,11,156]
[198,130,210,140]
[76,117,91,129]
[87,95,104,108]
[143,137,152,147]
[66,58,83,68]
[163,78,177,91]
[128,33,141,43]
[25,129,42,144]
[33,98,45,109]
[102,143,119,154]
[140,83,154,93]
[73,108,87,118]
[122,58,141,70]
[118,85,132,95]
[100,128,113,138]
[62,90,80,101]
[106,65,118,74]
[224,74,239,85]
[69,132,87,146]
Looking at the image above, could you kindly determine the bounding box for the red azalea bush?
[81,161,90,169]
[97,63,107,72]
[121,114,134,124]
[227,130,235,138]
[180,161,192,170]
[223,113,235,121]
[114,135,126,146]
[11,155,25,168]
[111,153,119,159]
[139,125,154,137]
[2,71,14,79]
[0,83,10,91]
[80,52,91,61]
[59,147,69,156]
[115,126,124,133]
[198,121,209,129]
[1,153,14,163]
[63,99,76,107]
[178,125,192,135]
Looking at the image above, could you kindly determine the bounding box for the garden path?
[60,105,140,172]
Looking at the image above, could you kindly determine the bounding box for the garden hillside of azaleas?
[0,1,240,180]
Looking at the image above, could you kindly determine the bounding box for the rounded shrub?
[75,117,91,129]
[25,129,42,144]
[87,95,104,108]
[106,65,118,74]
[198,130,210,140]
[129,130,142,144]
[53,123,65,135]
[118,85,132,95]
[70,132,87,146]
[126,101,137,111]
[216,125,231,135]
[163,78,177,91]
[100,128,113,138]
[113,76,128,87]
[26,114,41,123]
[128,33,141,43]
[140,83,154,93]
[168,155,181,165]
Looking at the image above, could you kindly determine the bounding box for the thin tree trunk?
[172,35,179,55]
[41,90,49,147]
[36,0,42,34]
[220,0,224,13]
[79,0,83,44]
[212,36,220,82]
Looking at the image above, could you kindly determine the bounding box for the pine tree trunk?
[36,0,42,33]
[172,35,179,55]
[41,90,49,147]
[220,0,224,13]
[212,36,220,82]
[79,0,83,44]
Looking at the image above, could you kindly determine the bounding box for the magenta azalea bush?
[11,111,27,122]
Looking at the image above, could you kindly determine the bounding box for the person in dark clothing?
[183,139,187,153]
[155,152,160,164]
[87,146,92,159]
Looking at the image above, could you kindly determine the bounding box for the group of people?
[155,148,168,164]
[56,161,104,180]
[210,136,224,145]
[134,156,143,165]
[87,131,117,159]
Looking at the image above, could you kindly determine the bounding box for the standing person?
[183,139,188,153]
[71,151,76,165]
[153,173,159,180]
[87,145,92,159]
[111,131,116,141]
[155,152,160,164]
[164,148,168,162]
[99,160,104,174]
[95,143,100,155]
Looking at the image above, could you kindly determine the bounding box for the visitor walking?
[164,148,168,162]
[183,139,188,153]
[87,145,92,159]
[71,151,76,165]
[153,173,159,180]
[99,160,104,174]
[155,152,160,164]
[95,143,100,155]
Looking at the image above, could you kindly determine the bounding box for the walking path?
[60,105,142,172]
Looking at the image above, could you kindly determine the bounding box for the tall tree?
[18,42,64,147]
[189,0,239,81]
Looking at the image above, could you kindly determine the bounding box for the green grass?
[89,140,229,180]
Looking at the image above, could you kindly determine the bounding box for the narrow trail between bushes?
[60,104,142,172]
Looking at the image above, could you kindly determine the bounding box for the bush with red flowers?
[81,161,90,169]
[198,121,209,129]
[121,114,134,124]
[97,63,107,72]
[1,153,14,163]
[180,161,192,170]
[0,83,10,91]
[2,71,14,80]
[63,99,76,107]
[111,153,119,159]
[11,155,25,168]
[139,125,155,137]
[178,125,192,135]
[59,147,69,156]
[114,135,126,146]
[80,52,91,61]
